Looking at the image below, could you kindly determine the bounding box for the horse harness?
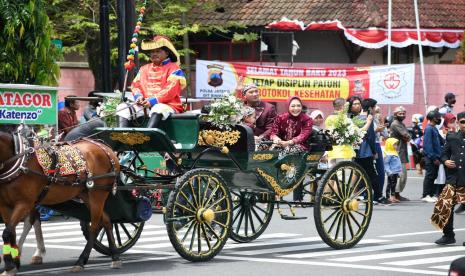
[0,131,118,203]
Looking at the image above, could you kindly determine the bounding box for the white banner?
[369,64,415,104]
[196,60,415,104]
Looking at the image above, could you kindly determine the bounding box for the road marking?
[133,242,173,249]
[224,237,322,250]
[330,246,465,262]
[281,242,431,259]
[213,255,445,275]
[257,233,301,239]
[379,228,465,238]
[382,254,463,266]
[16,247,446,276]
[17,255,179,275]
[228,239,386,256]
[429,265,450,270]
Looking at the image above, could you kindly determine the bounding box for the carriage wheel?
[314,161,372,249]
[301,173,320,205]
[166,169,232,262]
[229,189,273,243]
[80,220,144,255]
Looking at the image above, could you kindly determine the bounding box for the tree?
[0,0,61,85]
[46,0,257,90]
[46,0,117,90]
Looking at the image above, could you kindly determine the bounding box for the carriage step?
[280,215,307,220]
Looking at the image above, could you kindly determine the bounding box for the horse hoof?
[110,260,122,269]
[70,265,84,273]
[1,268,18,276]
[30,256,43,265]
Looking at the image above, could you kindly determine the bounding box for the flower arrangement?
[205,93,246,130]
[98,92,122,127]
[326,107,366,146]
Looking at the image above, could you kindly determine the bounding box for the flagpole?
[414,0,428,113]
[387,0,392,115]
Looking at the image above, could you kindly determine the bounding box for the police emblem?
[352,79,366,95]
[207,64,224,87]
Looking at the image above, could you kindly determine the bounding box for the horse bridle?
[0,131,33,184]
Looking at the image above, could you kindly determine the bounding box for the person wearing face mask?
[431,111,465,245]
[270,96,313,156]
[439,92,457,116]
[118,35,186,129]
[422,110,445,202]
[389,106,411,201]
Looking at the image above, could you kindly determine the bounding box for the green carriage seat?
[95,113,201,152]
[159,113,201,152]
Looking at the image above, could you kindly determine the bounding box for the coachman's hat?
[141,36,180,65]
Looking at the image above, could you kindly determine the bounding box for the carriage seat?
[158,113,201,151]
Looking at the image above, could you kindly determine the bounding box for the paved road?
[3,171,465,276]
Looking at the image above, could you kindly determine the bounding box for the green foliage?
[45,0,258,89]
[232,32,259,43]
[0,0,61,85]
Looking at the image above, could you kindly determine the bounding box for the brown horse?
[0,127,121,275]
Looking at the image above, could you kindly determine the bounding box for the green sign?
[0,84,57,125]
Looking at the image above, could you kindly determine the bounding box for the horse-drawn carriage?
[0,111,373,273]
[87,113,373,261]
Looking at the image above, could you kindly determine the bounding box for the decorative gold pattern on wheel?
[110,132,150,145]
[306,154,321,161]
[198,130,241,148]
[314,162,373,249]
[252,153,274,161]
[257,168,302,197]
[166,170,232,262]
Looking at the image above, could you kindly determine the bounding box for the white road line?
[379,228,465,238]
[41,230,83,238]
[257,233,301,239]
[21,242,176,255]
[213,255,445,275]
[224,237,322,250]
[429,265,450,270]
[382,255,463,266]
[17,255,178,275]
[44,237,87,243]
[281,242,430,259]
[133,242,173,249]
[330,246,465,262]
[17,246,446,276]
[227,239,386,256]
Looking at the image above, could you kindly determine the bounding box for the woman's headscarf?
[310,110,324,120]
[444,113,456,130]
[384,137,399,156]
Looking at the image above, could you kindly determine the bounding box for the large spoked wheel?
[314,161,372,249]
[80,220,144,255]
[230,189,274,243]
[166,169,232,262]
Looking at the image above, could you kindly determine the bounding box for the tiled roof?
[190,0,465,29]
